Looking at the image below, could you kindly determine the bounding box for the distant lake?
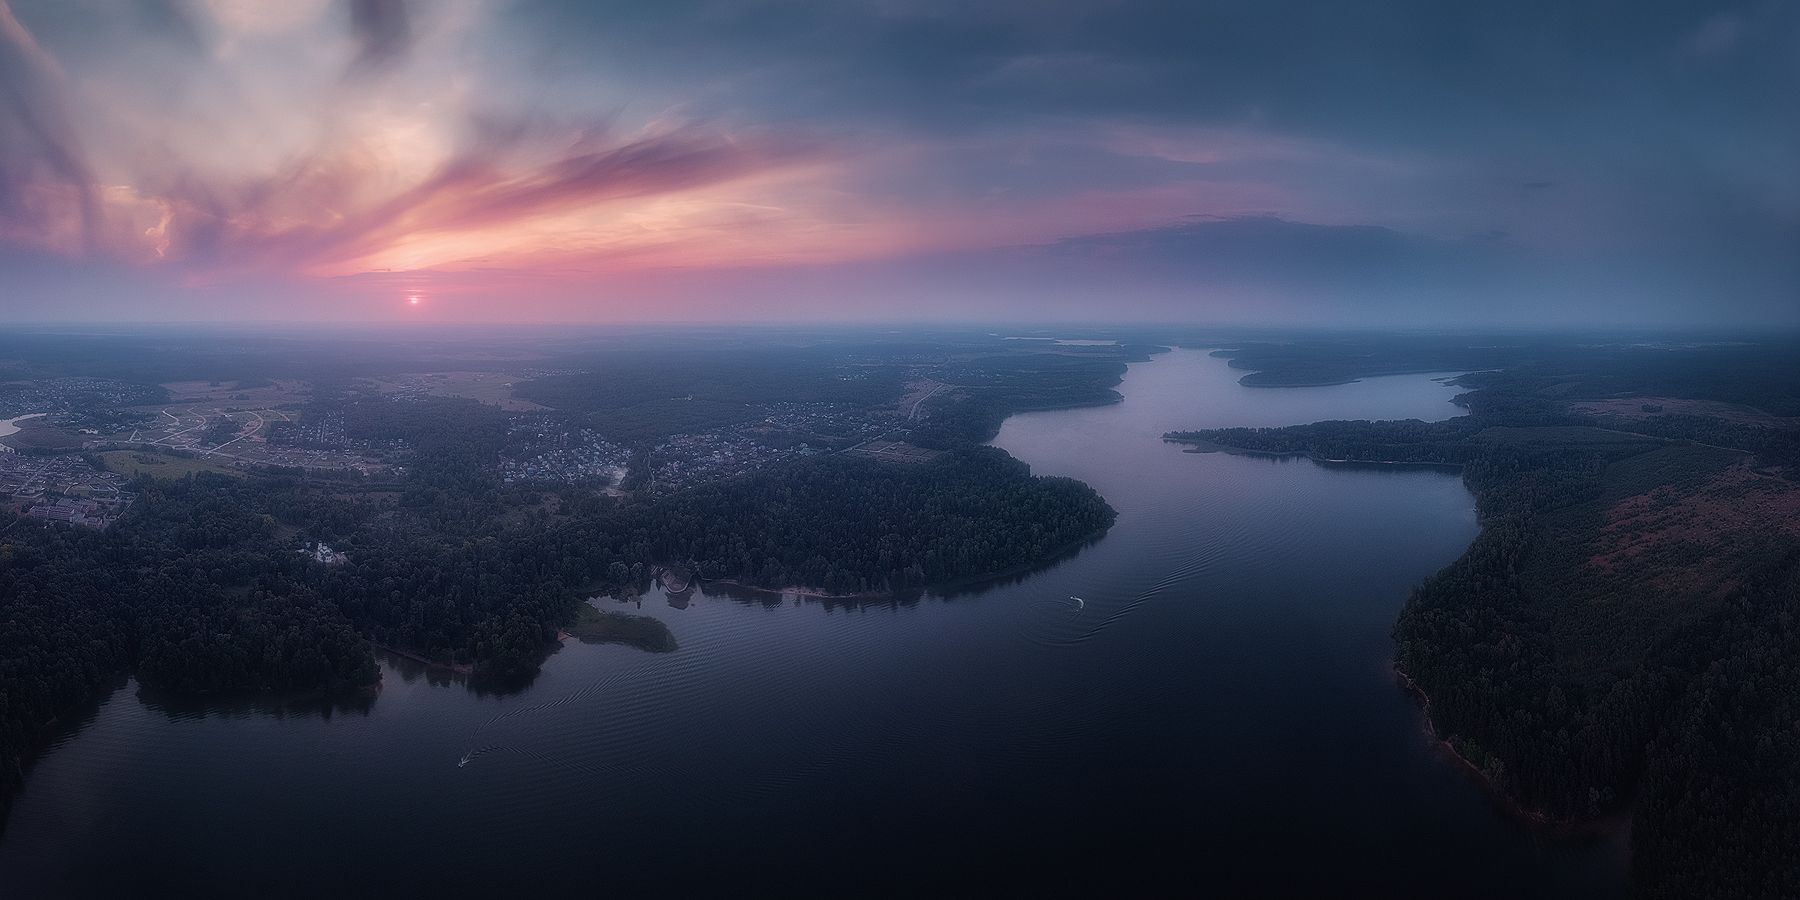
[0,350,1626,897]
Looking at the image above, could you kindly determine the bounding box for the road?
[907,381,948,420]
[204,410,263,456]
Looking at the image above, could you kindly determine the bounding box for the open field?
[1471,425,1661,446]
[97,404,388,474]
[362,371,547,411]
[159,379,311,406]
[1570,396,1800,427]
[97,450,246,480]
[843,439,944,464]
[1583,452,1800,598]
[112,405,285,453]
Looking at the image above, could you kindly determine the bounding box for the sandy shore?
[1393,664,1629,839]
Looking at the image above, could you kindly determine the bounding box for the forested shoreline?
[1,442,1115,818]
[1,332,1147,828]
[1168,365,1800,896]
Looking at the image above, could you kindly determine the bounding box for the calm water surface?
[0,350,1626,897]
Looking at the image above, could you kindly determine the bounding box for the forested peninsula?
[1,334,1133,821]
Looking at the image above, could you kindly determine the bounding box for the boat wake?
[1016,593,1094,647]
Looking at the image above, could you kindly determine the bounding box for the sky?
[0,0,1795,325]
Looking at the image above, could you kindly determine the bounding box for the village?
[0,367,948,532]
[0,452,135,529]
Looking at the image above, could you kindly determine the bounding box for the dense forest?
[576,447,1114,595]
[1168,350,1800,898]
[0,477,379,802]
[2,380,1116,813]
[323,445,1112,676]
[1203,337,1800,415]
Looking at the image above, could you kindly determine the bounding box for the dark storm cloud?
[127,0,205,50]
[347,0,411,73]
[990,213,1798,323]
[507,1,1797,140]
[0,0,96,247]
[927,216,1529,321]
[1024,216,1502,282]
[637,211,1790,326]
[488,0,1798,323]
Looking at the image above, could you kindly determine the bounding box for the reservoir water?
[0,349,1625,896]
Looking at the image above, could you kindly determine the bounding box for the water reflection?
[382,649,471,690]
[136,684,376,721]
[567,603,678,652]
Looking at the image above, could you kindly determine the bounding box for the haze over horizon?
[2,0,1796,326]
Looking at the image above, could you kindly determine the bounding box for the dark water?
[0,350,1626,897]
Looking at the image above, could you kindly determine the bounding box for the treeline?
[572,447,1116,596]
[326,447,1115,676]
[1209,336,1800,416]
[1168,417,1487,465]
[1212,340,1523,387]
[512,350,904,444]
[1583,412,1800,472]
[516,350,904,412]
